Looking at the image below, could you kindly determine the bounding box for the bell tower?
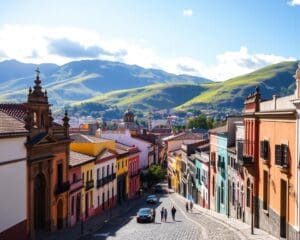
[25,67,53,140]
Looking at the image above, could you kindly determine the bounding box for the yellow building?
[115,143,129,203]
[168,150,181,193]
[70,134,117,220]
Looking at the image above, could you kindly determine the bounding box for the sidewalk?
[41,196,144,240]
[171,191,277,240]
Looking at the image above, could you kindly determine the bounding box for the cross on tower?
[35,67,40,77]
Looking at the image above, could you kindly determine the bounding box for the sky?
[0,0,299,81]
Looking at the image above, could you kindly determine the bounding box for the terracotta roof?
[0,110,27,136]
[208,126,227,134]
[69,151,95,167]
[163,132,203,141]
[133,133,157,144]
[0,103,27,121]
[70,133,108,143]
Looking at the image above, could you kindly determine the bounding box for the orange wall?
[258,119,296,225]
[51,151,69,229]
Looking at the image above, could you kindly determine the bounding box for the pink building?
[128,146,140,199]
[69,151,93,227]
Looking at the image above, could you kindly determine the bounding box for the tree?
[146,164,164,186]
[187,114,216,130]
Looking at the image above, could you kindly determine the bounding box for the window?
[107,190,110,207]
[107,165,110,176]
[111,163,114,174]
[232,182,235,206]
[87,171,89,181]
[117,162,120,170]
[102,193,105,210]
[73,173,76,183]
[212,176,215,197]
[97,168,100,180]
[90,170,92,180]
[98,195,100,206]
[260,140,269,160]
[71,196,74,215]
[246,179,251,207]
[57,163,63,185]
[102,167,105,178]
[275,144,289,167]
[122,160,124,168]
[221,181,224,204]
[263,170,268,210]
[82,172,84,182]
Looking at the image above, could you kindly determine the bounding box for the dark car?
[146,195,158,204]
[136,208,154,223]
[154,185,163,193]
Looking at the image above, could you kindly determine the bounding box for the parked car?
[136,208,154,223]
[146,195,158,204]
[154,185,163,193]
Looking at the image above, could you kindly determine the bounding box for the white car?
[146,195,158,204]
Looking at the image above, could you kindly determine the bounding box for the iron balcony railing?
[55,181,70,195]
[85,179,94,191]
[96,173,116,188]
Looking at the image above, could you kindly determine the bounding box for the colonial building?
[69,151,93,226]
[242,80,299,238]
[101,129,154,169]
[127,145,140,199]
[70,134,117,220]
[0,69,72,237]
[209,117,241,215]
[0,111,28,240]
[115,142,129,203]
[192,146,210,208]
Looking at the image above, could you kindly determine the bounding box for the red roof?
[0,103,27,121]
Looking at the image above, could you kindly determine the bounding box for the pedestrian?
[160,207,164,222]
[164,208,168,222]
[190,201,193,213]
[171,206,176,221]
[185,201,189,212]
[152,208,156,223]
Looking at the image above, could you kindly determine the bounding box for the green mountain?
[0,59,212,106]
[72,83,209,111]
[176,61,298,111]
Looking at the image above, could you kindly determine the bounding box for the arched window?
[33,112,38,128]
[246,179,251,207]
[221,181,224,204]
[41,113,45,128]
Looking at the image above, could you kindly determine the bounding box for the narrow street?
[82,186,244,240]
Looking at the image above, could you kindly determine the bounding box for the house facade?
[0,111,28,240]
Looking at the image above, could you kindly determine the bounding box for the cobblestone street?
[81,186,275,240]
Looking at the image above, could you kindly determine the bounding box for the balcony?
[129,169,141,178]
[239,155,254,166]
[55,181,70,195]
[96,174,116,188]
[85,180,94,191]
[70,178,83,192]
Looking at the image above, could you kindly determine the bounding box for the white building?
[0,111,28,239]
[101,129,153,169]
[94,149,117,214]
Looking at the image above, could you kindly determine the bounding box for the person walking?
[185,201,189,212]
[190,201,193,213]
[171,206,176,221]
[164,208,168,222]
[160,207,164,222]
[152,208,156,223]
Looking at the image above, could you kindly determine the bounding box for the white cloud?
[0,25,296,81]
[288,0,300,6]
[183,9,193,17]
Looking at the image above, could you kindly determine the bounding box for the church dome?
[123,108,134,122]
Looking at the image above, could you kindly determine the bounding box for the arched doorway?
[34,173,46,230]
[57,199,63,229]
